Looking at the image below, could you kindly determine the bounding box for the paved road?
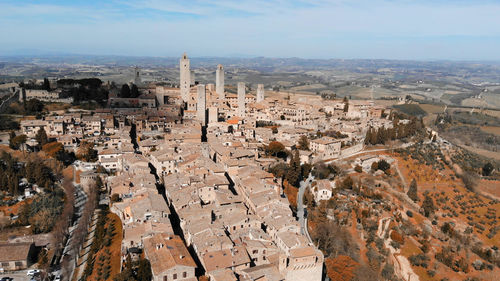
[297,175,314,243]
[59,183,87,281]
[0,90,18,113]
[0,270,34,281]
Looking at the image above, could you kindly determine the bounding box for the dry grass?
[283,180,298,209]
[0,199,31,217]
[400,238,422,258]
[0,225,32,241]
[62,166,75,181]
[419,104,446,114]
[476,179,500,200]
[480,125,500,136]
[45,103,71,111]
[392,152,500,247]
[88,212,123,281]
[459,144,500,161]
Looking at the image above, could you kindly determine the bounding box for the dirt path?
[378,217,420,281]
[392,158,408,191]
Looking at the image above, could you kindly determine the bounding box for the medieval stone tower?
[216,64,224,100]
[197,84,206,125]
[237,82,246,117]
[257,84,265,103]
[134,66,141,85]
[180,53,191,103]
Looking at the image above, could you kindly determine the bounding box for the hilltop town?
[0,54,499,281]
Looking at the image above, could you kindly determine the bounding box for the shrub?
[354,165,363,173]
[390,240,400,249]
[377,160,391,172]
[111,193,120,203]
[409,254,430,268]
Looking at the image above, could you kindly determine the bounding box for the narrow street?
[297,175,314,243]
[58,183,87,281]
[74,210,99,281]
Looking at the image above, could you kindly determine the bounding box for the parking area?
[0,270,37,281]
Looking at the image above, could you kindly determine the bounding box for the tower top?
[217,64,223,69]
[182,52,188,59]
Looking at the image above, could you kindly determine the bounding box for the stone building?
[310,137,341,159]
[197,84,206,125]
[180,53,191,103]
[256,84,265,103]
[0,242,36,271]
[216,64,224,100]
[237,82,246,117]
[143,233,197,281]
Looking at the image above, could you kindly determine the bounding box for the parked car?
[27,269,41,276]
[54,275,62,281]
[1,277,13,281]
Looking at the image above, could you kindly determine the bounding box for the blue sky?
[1,0,500,60]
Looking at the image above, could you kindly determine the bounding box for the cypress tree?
[422,193,435,217]
[286,150,301,187]
[407,178,418,202]
[35,127,48,146]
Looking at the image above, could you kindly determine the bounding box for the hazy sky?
[1,0,500,60]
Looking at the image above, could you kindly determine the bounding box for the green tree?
[301,163,312,179]
[297,135,309,150]
[78,141,98,162]
[266,141,285,157]
[268,163,288,178]
[43,78,51,91]
[136,259,152,281]
[286,150,301,187]
[303,187,314,207]
[130,123,138,150]
[26,99,44,114]
[35,127,48,146]
[407,178,418,202]
[377,160,390,172]
[482,162,494,176]
[121,84,131,98]
[95,176,104,189]
[421,193,435,217]
[8,131,17,149]
[14,134,27,153]
[130,84,140,98]
[18,203,31,225]
[364,128,372,145]
[340,176,354,189]
[354,165,363,173]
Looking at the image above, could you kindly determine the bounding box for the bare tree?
[52,179,75,257]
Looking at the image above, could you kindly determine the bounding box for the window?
[252,250,258,254]
[15,261,23,266]
[183,272,187,278]
[163,276,168,281]
[173,273,177,280]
